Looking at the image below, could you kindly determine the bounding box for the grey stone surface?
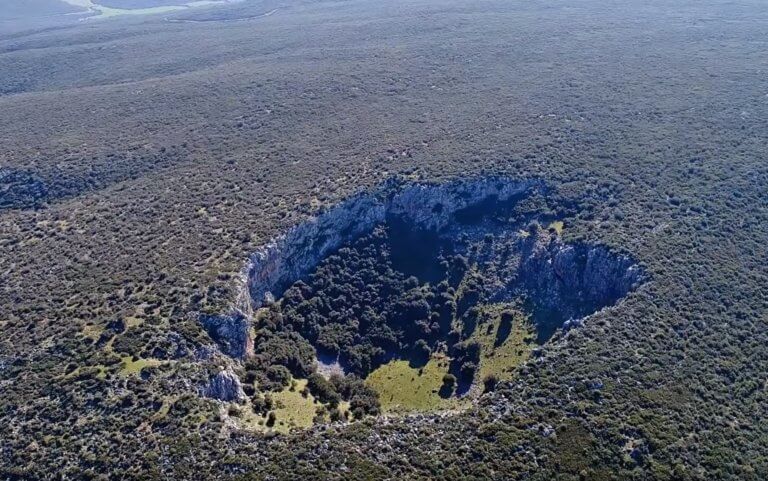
[203,367,246,402]
[199,312,251,358]
[517,229,643,324]
[245,176,539,308]
[203,177,645,358]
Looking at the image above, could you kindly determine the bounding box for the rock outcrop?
[204,367,246,402]
[514,229,644,340]
[518,231,641,309]
[202,175,646,357]
[199,313,252,358]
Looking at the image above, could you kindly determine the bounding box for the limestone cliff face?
[199,313,251,358]
[515,229,644,338]
[200,177,539,358]
[245,176,540,308]
[203,367,246,402]
[199,176,644,358]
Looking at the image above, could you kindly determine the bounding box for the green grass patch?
[271,379,321,431]
[548,220,564,235]
[118,356,166,376]
[366,355,468,413]
[366,304,534,414]
[471,304,535,385]
[239,378,324,433]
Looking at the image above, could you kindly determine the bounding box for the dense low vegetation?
[267,226,467,373]
[1,0,767,479]
[242,222,508,419]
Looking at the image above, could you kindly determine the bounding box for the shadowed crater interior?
[202,177,645,408]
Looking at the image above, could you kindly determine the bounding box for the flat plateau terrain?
[1,0,767,480]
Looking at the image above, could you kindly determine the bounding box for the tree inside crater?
[257,224,469,379]
[205,179,644,420]
[252,213,643,407]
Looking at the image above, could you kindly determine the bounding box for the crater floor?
[202,177,645,424]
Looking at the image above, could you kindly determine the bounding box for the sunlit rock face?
[199,313,251,358]
[245,177,540,308]
[514,230,644,341]
[202,177,645,358]
[203,367,246,402]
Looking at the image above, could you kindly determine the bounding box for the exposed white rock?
[203,367,246,402]
[245,176,539,308]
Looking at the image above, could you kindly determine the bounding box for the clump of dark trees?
[248,224,489,413]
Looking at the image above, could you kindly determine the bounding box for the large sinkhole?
[201,177,644,424]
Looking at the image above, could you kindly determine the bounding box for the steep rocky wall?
[245,176,540,308]
[514,229,645,340]
[203,367,247,402]
[199,312,252,358]
[201,176,645,359]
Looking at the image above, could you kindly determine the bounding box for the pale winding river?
[61,0,239,19]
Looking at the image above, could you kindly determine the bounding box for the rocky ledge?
[203,367,247,402]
